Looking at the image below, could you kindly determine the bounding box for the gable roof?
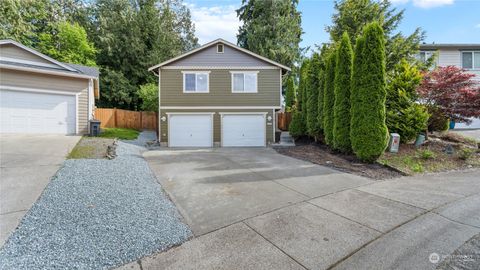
[148,38,291,72]
[0,39,99,79]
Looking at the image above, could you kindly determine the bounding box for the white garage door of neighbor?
[0,90,76,134]
[169,114,213,147]
[222,114,266,147]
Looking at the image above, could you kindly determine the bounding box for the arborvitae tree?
[333,32,353,152]
[297,60,309,113]
[350,22,388,162]
[288,111,305,137]
[285,75,295,111]
[317,71,325,132]
[323,51,336,146]
[306,53,322,137]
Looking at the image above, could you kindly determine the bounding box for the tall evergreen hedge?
[323,51,336,146]
[306,53,322,136]
[333,32,353,152]
[285,75,295,111]
[317,72,325,132]
[350,22,388,162]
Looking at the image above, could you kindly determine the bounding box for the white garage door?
[169,114,213,147]
[0,90,76,134]
[222,114,266,147]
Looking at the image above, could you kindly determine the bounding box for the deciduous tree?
[417,66,480,124]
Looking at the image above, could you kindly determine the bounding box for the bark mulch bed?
[274,142,405,180]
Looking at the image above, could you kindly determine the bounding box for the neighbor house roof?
[148,38,291,72]
[0,39,99,79]
[420,43,480,50]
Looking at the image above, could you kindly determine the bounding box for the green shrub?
[386,60,429,143]
[350,22,388,162]
[285,75,295,111]
[333,32,353,152]
[427,107,449,132]
[323,51,336,146]
[298,60,310,115]
[289,111,306,137]
[458,148,474,160]
[419,149,436,160]
[306,53,322,136]
[138,83,158,112]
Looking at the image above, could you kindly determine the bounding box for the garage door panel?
[222,114,265,147]
[169,114,213,147]
[0,90,76,134]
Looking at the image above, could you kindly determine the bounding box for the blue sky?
[185,0,480,52]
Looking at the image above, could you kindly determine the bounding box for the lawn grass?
[67,144,95,159]
[99,128,140,140]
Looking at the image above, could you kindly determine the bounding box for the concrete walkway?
[0,134,80,246]
[118,148,480,270]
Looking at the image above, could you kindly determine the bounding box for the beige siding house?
[419,44,480,129]
[0,40,99,134]
[149,39,290,147]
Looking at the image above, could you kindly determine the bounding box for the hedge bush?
[350,22,388,162]
[306,53,322,136]
[323,51,336,146]
[284,75,295,111]
[333,32,353,152]
[386,60,429,142]
[288,110,306,137]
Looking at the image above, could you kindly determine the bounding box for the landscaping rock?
[0,133,192,269]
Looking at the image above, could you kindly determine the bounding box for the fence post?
[114,108,117,128]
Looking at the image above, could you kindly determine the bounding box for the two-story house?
[419,43,480,129]
[148,39,290,147]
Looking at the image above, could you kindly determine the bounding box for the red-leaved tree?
[417,66,480,123]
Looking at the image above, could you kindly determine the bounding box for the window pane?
[185,74,196,91]
[474,52,480,69]
[233,74,244,92]
[462,52,473,69]
[244,73,257,92]
[418,52,426,62]
[196,74,208,92]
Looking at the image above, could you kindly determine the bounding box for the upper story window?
[182,71,210,93]
[217,44,224,53]
[462,51,480,70]
[418,51,434,63]
[230,71,258,93]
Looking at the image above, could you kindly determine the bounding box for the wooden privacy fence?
[94,108,157,130]
[277,112,292,131]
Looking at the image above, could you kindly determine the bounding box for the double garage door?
[0,90,76,134]
[168,113,266,147]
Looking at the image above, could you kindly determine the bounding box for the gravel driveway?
[0,132,191,269]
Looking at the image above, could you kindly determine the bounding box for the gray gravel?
[0,132,192,269]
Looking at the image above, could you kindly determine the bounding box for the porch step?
[278,132,295,146]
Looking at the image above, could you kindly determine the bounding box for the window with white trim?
[182,72,209,93]
[462,51,480,70]
[231,72,258,93]
[417,51,434,63]
[217,44,224,53]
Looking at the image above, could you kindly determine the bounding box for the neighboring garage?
[163,110,274,148]
[0,90,76,134]
[0,39,99,134]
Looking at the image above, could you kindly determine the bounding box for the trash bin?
[89,119,101,136]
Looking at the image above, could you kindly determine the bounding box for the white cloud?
[391,0,454,8]
[186,3,242,45]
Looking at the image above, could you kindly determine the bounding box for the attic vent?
[217,44,224,53]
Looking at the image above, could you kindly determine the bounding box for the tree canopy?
[237,0,303,69]
[326,0,424,71]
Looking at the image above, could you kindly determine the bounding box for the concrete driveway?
[0,134,80,246]
[128,148,480,270]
